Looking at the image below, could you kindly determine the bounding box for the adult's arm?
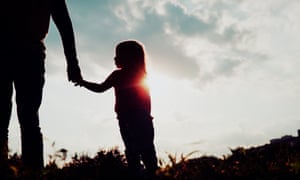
[51,0,82,82]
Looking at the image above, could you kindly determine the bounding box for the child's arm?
[77,80,111,93]
[76,71,117,93]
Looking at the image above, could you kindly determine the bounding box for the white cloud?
[49,0,300,98]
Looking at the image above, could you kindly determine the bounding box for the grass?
[1,132,300,179]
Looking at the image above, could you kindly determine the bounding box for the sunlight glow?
[147,70,174,102]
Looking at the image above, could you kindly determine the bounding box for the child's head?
[114,40,146,73]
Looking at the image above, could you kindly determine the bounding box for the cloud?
[45,0,300,88]
[67,0,203,79]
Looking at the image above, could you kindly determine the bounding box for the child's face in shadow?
[114,56,122,68]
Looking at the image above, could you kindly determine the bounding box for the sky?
[8,0,300,164]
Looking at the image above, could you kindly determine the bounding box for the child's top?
[103,68,151,115]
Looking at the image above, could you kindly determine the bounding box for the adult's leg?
[14,46,45,171]
[0,77,13,167]
[0,50,14,178]
[15,73,44,171]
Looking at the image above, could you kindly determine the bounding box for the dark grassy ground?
[1,131,300,179]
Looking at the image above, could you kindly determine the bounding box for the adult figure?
[0,0,82,173]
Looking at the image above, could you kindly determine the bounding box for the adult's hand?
[67,60,82,83]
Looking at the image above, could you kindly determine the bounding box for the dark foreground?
[1,130,300,179]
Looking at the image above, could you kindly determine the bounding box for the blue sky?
[8,0,300,163]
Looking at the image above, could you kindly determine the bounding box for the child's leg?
[139,119,158,175]
[118,119,143,174]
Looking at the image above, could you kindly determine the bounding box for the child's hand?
[75,79,85,87]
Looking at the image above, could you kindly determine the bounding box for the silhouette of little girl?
[77,40,158,178]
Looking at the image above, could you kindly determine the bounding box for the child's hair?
[115,40,146,74]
